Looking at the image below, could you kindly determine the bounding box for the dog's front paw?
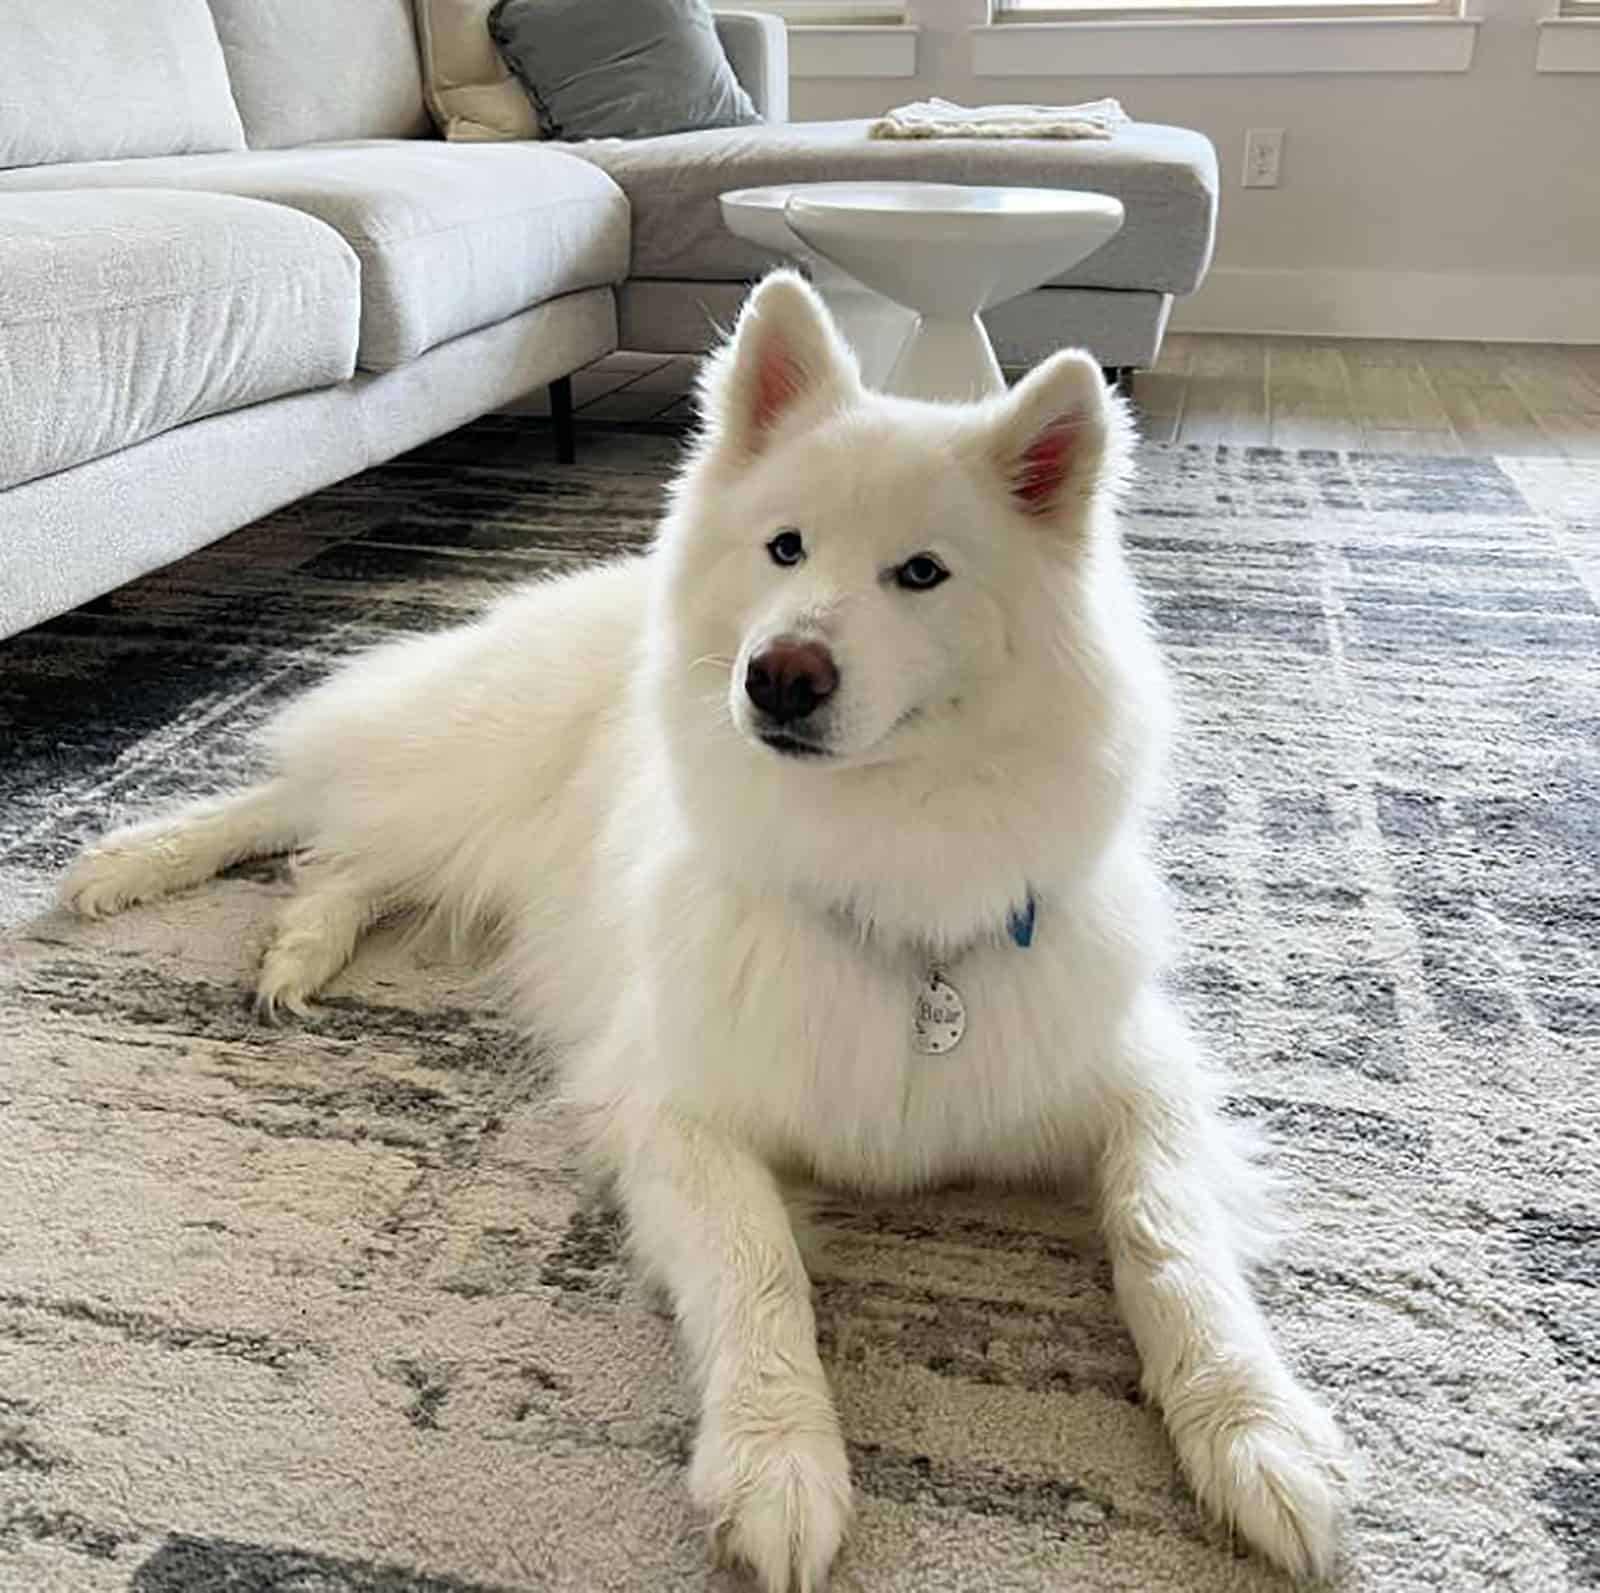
[60,841,168,918]
[1168,1369,1349,1580]
[254,928,353,1023]
[691,1384,852,1593]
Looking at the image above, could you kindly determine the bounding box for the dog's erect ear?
[983,350,1129,527]
[699,270,859,460]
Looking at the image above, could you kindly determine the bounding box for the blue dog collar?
[1007,893,1037,949]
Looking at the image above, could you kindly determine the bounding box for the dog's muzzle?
[745,639,839,756]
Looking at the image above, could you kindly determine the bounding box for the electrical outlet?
[1243,128,1284,189]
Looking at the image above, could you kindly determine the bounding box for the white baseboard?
[1169,267,1600,345]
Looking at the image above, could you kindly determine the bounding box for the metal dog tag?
[912,968,967,1055]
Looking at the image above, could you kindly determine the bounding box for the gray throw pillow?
[488,0,761,141]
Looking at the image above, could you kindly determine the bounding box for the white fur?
[62,272,1348,1588]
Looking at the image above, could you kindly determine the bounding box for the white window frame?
[975,0,1479,76]
[993,0,1462,17]
[735,1,904,20]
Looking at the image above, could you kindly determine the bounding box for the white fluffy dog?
[64,272,1347,1589]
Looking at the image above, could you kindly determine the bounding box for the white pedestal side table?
[720,181,1124,401]
[720,184,916,389]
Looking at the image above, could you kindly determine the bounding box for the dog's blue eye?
[767,529,805,567]
[895,554,949,592]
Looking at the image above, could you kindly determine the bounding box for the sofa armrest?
[715,11,789,124]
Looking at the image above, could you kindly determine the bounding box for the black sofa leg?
[549,376,576,464]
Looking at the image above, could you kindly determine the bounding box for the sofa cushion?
[488,0,760,141]
[566,118,1218,296]
[0,143,630,373]
[0,191,358,491]
[417,0,541,142]
[0,0,244,170]
[713,13,788,126]
[205,0,432,148]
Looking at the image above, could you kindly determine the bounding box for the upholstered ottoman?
[561,118,1218,372]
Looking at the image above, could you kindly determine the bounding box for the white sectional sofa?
[0,0,1218,641]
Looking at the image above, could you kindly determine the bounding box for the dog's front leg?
[1097,994,1349,1578]
[612,1104,850,1592]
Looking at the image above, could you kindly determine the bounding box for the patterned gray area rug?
[1,422,1596,1593]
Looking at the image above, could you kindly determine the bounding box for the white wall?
[789,0,1600,340]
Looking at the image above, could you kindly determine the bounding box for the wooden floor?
[549,338,1600,459]
[1136,335,1600,458]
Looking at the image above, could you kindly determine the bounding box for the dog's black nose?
[746,639,839,724]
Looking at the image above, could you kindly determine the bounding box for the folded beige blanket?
[869,96,1130,140]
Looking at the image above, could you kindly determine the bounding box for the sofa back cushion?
[416,0,539,142]
[488,0,760,142]
[206,0,432,149]
[0,0,245,170]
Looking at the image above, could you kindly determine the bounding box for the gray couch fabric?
[0,143,630,373]
[617,280,1174,373]
[205,0,434,149]
[566,118,1218,295]
[713,12,788,128]
[0,190,359,491]
[0,0,245,169]
[1,290,616,641]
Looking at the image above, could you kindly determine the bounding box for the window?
[977,0,1479,74]
[994,0,1464,18]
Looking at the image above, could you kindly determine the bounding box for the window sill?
[789,24,920,76]
[972,16,1479,75]
[1536,17,1600,71]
